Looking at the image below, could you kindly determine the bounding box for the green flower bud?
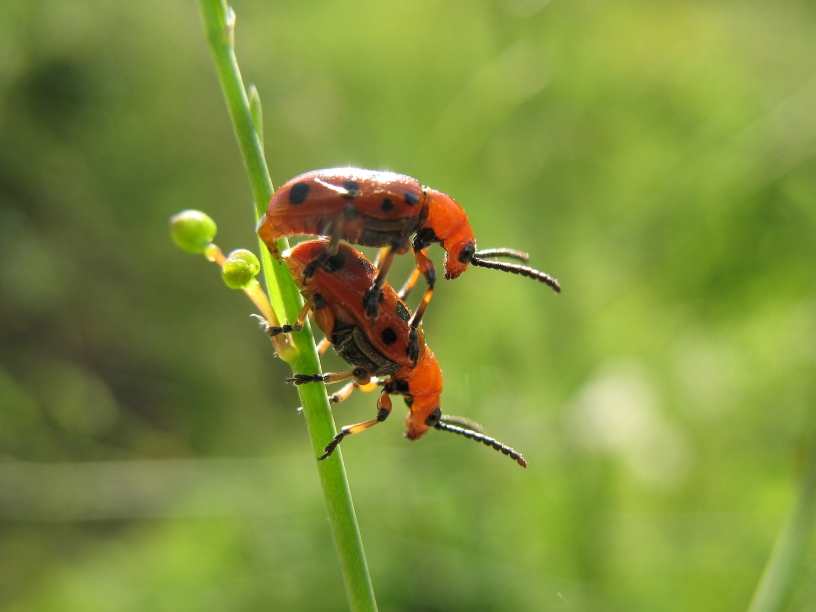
[222,249,261,289]
[170,210,217,254]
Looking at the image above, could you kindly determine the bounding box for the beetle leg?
[363,237,408,320]
[397,267,421,301]
[316,337,332,355]
[407,248,436,329]
[303,205,357,283]
[297,380,353,415]
[362,246,395,320]
[250,314,294,360]
[259,297,314,336]
[287,367,371,386]
[290,297,313,332]
[397,248,436,327]
[327,377,382,404]
[319,390,393,460]
[397,246,434,301]
[408,290,433,329]
[296,376,382,415]
[325,206,358,258]
[372,247,389,269]
[327,381,356,404]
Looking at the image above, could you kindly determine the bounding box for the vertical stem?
[197,2,378,610]
[747,439,816,612]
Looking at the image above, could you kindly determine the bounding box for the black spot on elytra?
[323,250,347,273]
[381,198,394,213]
[342,180,360,200]
[289,182,310,204]
[381,327,397,345]
[396,301,410,322]
[358,257,375,274]
[404,192,420,205]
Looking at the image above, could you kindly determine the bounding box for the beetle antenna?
[470,256,561,293]
[434,421,527,467]
[474,248,529,262]
[438,414,484,433]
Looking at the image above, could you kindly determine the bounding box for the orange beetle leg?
[362,247,395,320]
[316,337,332,355]
[287,367,371,386]
[373,247,390,269]
[406,248,436,328]
[397,267,421,301]
[328,376,383,405]
[319,390,392,460]
[303,205,355,282]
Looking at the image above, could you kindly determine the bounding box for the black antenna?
[470,256,561,293]
[474,248,529,262]
[439,414,484,433]
[434,421,527,467]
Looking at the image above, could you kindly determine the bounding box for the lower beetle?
[257,239,527,467]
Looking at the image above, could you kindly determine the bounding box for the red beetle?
[258,168,560,320]
[258,239,527,466]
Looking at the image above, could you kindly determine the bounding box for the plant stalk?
[197,2,378,610]
[747,438,816,612]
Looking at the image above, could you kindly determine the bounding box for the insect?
[257,239,527,467]
[257,168,560,320]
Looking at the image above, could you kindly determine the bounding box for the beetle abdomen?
[331,321,402,377]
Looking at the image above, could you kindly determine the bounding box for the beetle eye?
[458,242,476,264]
[425,407,442,426]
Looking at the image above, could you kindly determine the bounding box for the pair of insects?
[257,168,560,467]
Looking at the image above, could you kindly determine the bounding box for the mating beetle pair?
[258,168,560,466]
[258,168,560,322]
[259,239,528,466]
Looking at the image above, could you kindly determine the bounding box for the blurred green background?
[2,0,816,610]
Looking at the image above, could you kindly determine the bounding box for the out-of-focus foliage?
[1,0,816,610]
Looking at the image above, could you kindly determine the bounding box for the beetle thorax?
[423,190,470,244]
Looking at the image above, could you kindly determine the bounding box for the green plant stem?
[197,2,378,610]
[747,439,816,612]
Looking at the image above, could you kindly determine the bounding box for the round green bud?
[222,249,261,289]
[170,210,217,254]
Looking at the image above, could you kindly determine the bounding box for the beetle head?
[404,397,441,441]
[443,230,477,280]
[423,190,476,280]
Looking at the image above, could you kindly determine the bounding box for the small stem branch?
[197,2,378,610]
[204,243,292,357]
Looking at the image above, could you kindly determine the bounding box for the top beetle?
[258,168,560,320]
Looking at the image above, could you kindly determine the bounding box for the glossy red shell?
[286,240,423,367]
[285,240,444,439]
[263,168,427,252]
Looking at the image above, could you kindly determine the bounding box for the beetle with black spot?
[258,167,561,321]
[255,239,527,466]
